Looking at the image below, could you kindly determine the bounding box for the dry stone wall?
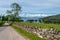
[14,23,60,40]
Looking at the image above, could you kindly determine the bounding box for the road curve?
[0,26,27,40]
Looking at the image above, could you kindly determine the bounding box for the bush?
[0,21,4,26]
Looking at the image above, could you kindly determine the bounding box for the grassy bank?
[11,25,46,40]
[17,22,60,30]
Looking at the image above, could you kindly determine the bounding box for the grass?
[11,25,46,40]
[17,22,60,30]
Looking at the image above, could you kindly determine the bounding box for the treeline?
[0,15,24,22]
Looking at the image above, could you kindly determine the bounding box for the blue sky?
[0,0,60,17]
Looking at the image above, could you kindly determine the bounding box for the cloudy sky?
[0,0,60,17]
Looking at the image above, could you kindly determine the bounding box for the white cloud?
[19,13,50,17]
[0,8,11,15]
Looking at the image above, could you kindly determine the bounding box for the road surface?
[0,26,27,40]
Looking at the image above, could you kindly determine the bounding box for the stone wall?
[14,23,60,40]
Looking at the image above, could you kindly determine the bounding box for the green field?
[17,22,60,30]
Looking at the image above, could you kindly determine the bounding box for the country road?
[0,24,27,40]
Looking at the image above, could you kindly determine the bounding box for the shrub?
[0,21,4,26]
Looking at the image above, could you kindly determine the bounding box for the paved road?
[0,27,6,32]
[0,26,27,40]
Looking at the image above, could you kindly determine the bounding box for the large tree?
[6,3,21,21]
[11,3,21,21]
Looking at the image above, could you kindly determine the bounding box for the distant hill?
[43,14,60,19]
[41,14,60,23]
[20,17,41,21]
